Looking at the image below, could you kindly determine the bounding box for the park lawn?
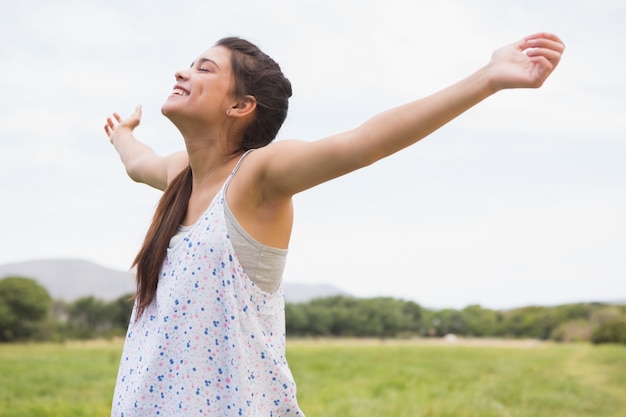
[0,339,624,417]
[0,340,121,417]
[289,339,626,417]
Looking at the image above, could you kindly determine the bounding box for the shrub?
[550,319,595,342]
[591,319,626,345]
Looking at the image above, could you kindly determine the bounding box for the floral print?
[111,180,303,416]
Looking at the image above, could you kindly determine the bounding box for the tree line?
[1,276,625,345]
[286,295,626,344]
[0,276,133,342]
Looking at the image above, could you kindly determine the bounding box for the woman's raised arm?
[260,33,565,198]
[104,105,189,191]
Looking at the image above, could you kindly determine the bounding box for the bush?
[0,276,52,341]
[591,319,626,345]
[550,319,595,343]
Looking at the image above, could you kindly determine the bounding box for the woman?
[105,34,564,416]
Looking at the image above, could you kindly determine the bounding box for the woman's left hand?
[487,32,565,91]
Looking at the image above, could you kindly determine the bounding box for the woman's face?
[161,46,237,126]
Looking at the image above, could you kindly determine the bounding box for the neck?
[184,135,243,183]
[166,111,247,183]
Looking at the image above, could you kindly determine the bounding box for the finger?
[523,35,565,64]
[526,37,565,55]
[132,105,143,122]
[525,32,565,48]
[526,47,562,66]
[114,112,122,123]
[527,55,557,88]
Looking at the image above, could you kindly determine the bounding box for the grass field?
[0,338,624,417]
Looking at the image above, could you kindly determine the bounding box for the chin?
[160,106,178,129]
[161,101,181,120]
[161,104,187,133]
[161,100,173,116]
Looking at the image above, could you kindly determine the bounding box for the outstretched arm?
[104,105,188,191]
[260,33,565,198]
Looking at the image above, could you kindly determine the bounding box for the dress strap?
[224,149,254,191]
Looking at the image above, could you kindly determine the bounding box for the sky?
[0,0,624,309]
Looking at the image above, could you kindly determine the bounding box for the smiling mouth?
[172,88,189,96]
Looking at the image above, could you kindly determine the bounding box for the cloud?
[1,0,624,308]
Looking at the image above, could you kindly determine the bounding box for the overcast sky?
[1,0,624,309]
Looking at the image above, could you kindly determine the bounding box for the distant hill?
[0,259,348,304]
[0,259,135,301]
[284,283,348,304]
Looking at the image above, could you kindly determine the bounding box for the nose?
[175,69,190,81]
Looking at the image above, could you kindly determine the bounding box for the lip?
[171,83,190,96]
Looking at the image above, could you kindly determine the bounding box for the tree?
[423,308,465,337]
[591,319,626,345]
[0,276,52,341]
[460,305,500,337]
[500,306,561,339]
[68,296,111,338]
[107,294,135,330]
[61,294,134,339]
[285,303,309,335]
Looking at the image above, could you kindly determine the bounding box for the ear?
[227,95,257,118]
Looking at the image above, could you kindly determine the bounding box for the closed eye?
[192,57,220,73]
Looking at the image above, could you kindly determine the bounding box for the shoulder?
[164,151,190,186]
[225,140,312,204]
[224,144,295,249]
[236,140,306,180]
[251,139,307,159]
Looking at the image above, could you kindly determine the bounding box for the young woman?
[104,34,564,416]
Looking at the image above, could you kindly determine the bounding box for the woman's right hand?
[104,105,142,144]
[102,105,188,191]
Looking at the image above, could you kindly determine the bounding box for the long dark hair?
[132,37,292,318]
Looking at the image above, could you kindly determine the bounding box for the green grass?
[289,340,626,417]
[0,339,625,417]
[0,341,121,417]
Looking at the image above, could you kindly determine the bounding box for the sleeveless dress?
[111,154,304,416]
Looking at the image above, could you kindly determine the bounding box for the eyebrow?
[190,57,221,69]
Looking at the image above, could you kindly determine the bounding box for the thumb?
[132,104,143,121]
